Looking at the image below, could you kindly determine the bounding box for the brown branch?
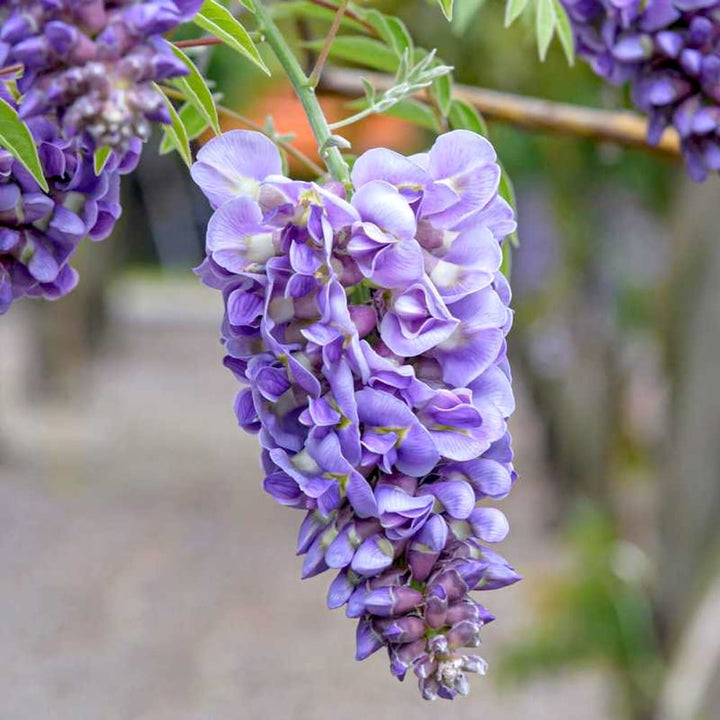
[320,67,682,158]
[306,0,376,35]
[0,63,23,76]
[173,37,222,49]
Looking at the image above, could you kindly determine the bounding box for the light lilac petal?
[352,180,417,240]
[346,471,379,518]
[469,507,510,543]
[191,130,282,207]
[430,429,486,462]
[325,527,356,568]
[422,480,476,519]
[351,534,395,576]
[428,130,497,180]
[327,571,355,609]
[355,617,383,660]
[442,458,513,499]
[352,147,427,191]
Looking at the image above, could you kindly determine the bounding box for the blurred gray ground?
[0,277,609,720]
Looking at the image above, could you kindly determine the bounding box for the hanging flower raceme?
[0,0,201,153]
[0,83,137,315]
[562,0,720,181]
[192,128,520,700]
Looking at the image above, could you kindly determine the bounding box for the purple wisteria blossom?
[0,0,201,152]
[192,128,520,700]
[562,0,720,180]
[0,83,136,314]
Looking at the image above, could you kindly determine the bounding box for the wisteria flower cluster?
[563,0,720,180]
[192,128,520,700]
[0,82,137,314]
[0,0,201,153]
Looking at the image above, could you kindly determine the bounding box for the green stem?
[328,107,376,131]
[252,0,351,188]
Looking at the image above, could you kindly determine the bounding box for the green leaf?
[536,0,557,61]
[158,103,209,155]
[498,165,519,249]
[194,0,269,75]
[383,16,414,57]
[430,71,452,117]
[0,98,48,192]
[303,36,398,73]
[452,0,486,35]
[498,163,518,278]
[383,98,439,131]
[553,0,575,65]
[448,98,488,135]
[505,0,530,27]
[171,45,221,134]
[93,146,112,175]
[361,9,413,57]
[361,77,376,104]
[155,85,192,167]
[437,0,454,21]
[500,236,513,278]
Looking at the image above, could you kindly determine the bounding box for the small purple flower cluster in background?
[563,0,720,180]
[0,0,202,313]
[0,0,201,152]
[192,128,520,700]
[0,82,137,314]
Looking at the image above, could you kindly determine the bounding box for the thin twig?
[320,67,682,158]
[306,0,376,35]
[173,37,223,49]
[0,63,23,77]
[308,0,349,87]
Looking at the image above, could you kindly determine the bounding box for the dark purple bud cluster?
[0,83,136,314]
[0,0,202,152]
[563,0,720,180]
[192,129,520,699]
[351,538,517,699]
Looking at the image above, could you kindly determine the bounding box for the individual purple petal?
[356,388,440,477]
[422,130,500,225]
[407,514,449,581]
[440,458,514,499]
[380,279,458,357]
[468,507,510,543]
[351,533,396,576]
[297,510,332,554]
[363,586,424,617]
[420,480,476,520]
[376,482,434,540]
[376,616,426,643]
[327,570,356,609]
[348,180,424,288]
[191,131,283,208]
[355,616,384,660]
[206,196,276,273]
[351,147,427,198]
